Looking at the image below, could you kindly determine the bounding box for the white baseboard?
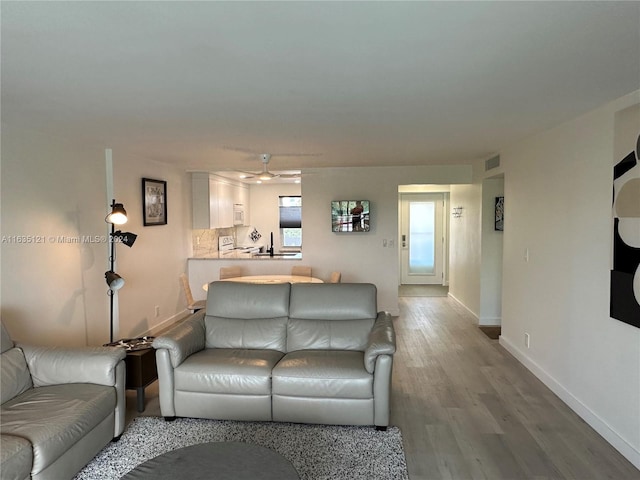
[479,316,501,326]
[447,292,479,322]
[499,335,640,470]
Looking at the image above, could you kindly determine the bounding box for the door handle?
[402,234,406,248]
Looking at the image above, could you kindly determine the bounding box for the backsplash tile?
[192,228,235,257]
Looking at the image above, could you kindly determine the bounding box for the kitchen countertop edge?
[189,253,303,260]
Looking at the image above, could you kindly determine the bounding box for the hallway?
[391,295,638,479]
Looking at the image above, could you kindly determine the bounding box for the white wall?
[0,129,194,344]
[499,92,640,468]
[448,183,482,319]
[113,153,192,339]
[1,126,109,346]
[449,174,504,327]
[302,165,472,314]
[479,176,504,325]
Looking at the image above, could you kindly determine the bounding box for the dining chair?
[220,266,243,280]
[329,271,342,283]
[179,273,206,312]
[291,266,312,277]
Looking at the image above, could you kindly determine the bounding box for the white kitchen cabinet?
[192,173,249,229]
[234,183,249,224]
[192,173,218,229]
[234,183,248,206]
[217,180,234,227]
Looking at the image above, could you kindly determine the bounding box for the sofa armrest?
[18,344,126,387]
[152,310,206,368]
[364,312,396,374]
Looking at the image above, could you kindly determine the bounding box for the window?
[279,196,302,247]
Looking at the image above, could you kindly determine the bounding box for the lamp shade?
[112,230,137,247]
[106,203,128,225]
[105,271,125,290]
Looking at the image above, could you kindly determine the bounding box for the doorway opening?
[399,191,449,291]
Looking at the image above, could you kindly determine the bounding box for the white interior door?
[400,193,444,285]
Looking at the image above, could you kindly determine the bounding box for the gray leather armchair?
[154,282,396,429]
[0,322,126,480]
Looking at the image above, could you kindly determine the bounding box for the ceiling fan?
[240,153,298,181]
[223,147,322,181]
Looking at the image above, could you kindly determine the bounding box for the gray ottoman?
[122,441,299,479]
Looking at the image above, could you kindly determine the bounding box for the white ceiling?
[2,1,639,175]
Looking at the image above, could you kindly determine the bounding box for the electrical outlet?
[388,239,395,248]
[383,239,388,247]
[155,306,160,317]
[524,248,530,262]
[524,332,530,348]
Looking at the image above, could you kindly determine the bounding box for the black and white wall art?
[495,196,504,231]
[610,104,640,329]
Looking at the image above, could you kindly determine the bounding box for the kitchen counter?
[189,252,302,260]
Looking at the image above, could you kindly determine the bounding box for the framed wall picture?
[142,178,167,226]
[495,196,504,231]
[610,104,639,329]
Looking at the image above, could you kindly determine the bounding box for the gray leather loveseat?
[0,323,126,480]
[153,282,396,429]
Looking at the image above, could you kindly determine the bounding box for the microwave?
[233,204,245,225]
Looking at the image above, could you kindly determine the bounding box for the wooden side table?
[124,347,158,412]
[105,338,158,412]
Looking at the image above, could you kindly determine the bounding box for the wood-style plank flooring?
[392,295,639,480]
[126,295,639,479]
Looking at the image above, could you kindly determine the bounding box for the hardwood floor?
[126,295,639,479]
[392,296,639,480]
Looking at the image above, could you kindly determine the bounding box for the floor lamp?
[105,199,137,343]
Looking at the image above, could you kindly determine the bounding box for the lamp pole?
[105,199,135,344]
[108,219,115,343]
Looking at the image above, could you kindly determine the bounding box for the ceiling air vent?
[485,155,500,171]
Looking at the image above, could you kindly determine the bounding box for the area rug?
[74,416,409,480]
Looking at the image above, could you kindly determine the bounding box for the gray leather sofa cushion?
[272,350,373,399]
[205,316,288,352]
[175,349,284,395]
[153,313,206,368]
[205,282,290,351]
[19,344,125,388]
[1,434,32,480]
[364,313,396,374]
[1,348,33,404]
[289,283,377,320]
[287,284,377,352]
[286,318,374,352]
[1,383,116,475]
[1,323,14,354]
[206,282,291,319]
